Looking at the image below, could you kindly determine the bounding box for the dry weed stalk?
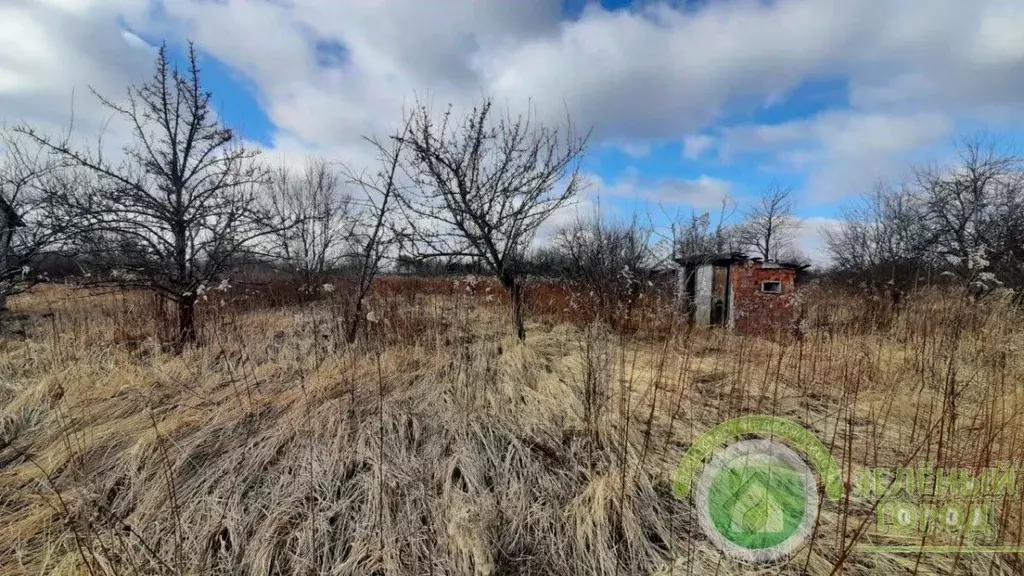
[0,283,1022,574]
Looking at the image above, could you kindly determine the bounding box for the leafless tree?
[16,43,276,348]
[825,136,1024,295]
[914,136,1024,292]
[738,184,797,261]
[341,127,409,343]
[554,210,654,317]
[668,197,740,262]
[395,97,589,341]
[265,157,355,289]
[775,246,812,267]
[824,181,932,288]
[0,130,79,311]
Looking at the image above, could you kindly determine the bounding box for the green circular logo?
[694,439,819,562]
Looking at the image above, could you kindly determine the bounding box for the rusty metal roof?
[673,251,748,266]
[674,252,809,270]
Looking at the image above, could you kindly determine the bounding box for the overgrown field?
[1,281,1023,575]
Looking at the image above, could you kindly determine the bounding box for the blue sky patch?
[82,0,1024,263]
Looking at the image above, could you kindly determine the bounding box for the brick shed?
[675,252,807,333]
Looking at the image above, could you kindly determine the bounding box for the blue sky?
[5,0,1024,262]
[166,43,867,253]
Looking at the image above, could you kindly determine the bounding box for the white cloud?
[693,111,953,200]
[610,140,653,158]
[3,0,1024,212]
[0,0,152,145]
[702,112,951,162]
[532,194,601,249]
[792,216,842,266]
[115,0,1023,158]
[598,171,733,211]
[123,0,567,169]
[682,134,714,160]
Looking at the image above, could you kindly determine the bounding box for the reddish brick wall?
[729,261,798,334]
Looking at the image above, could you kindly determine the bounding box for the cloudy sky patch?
[3,0,1024,263]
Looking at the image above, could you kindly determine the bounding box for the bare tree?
[16,43,274,347]
[668,197,740,262]
[554,210,654,317]
[824,181,932,288]
[0,130,78,311]
[341,128,409,343]
[265,157,355,289]
[739,184,797,261]
[914,136,1024,292]
[396,97,589,340]
[825,136,1024,295]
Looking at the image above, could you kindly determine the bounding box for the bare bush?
[668,198,741,262]
[264,157,355,290]
[915,136,1024,293]
[554,211,655,319]
[825,135,1024,296]
[0,130,78,311]
[340,129,408,343]
[824,181,932,289]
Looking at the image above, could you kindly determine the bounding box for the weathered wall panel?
[712,266,729,297]
[693,264,714,325]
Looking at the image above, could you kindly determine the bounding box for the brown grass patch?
[1,283,1023,574]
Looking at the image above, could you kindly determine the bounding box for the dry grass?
[1,282,1023,574]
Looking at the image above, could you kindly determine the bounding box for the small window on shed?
[761,280,783,294]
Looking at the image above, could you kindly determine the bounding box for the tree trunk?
[346,294,364,344]
[507,278,526,342]
[176,292,197,349]
[1,228,13,313]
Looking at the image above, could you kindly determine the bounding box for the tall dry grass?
[0,280,1023,574]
